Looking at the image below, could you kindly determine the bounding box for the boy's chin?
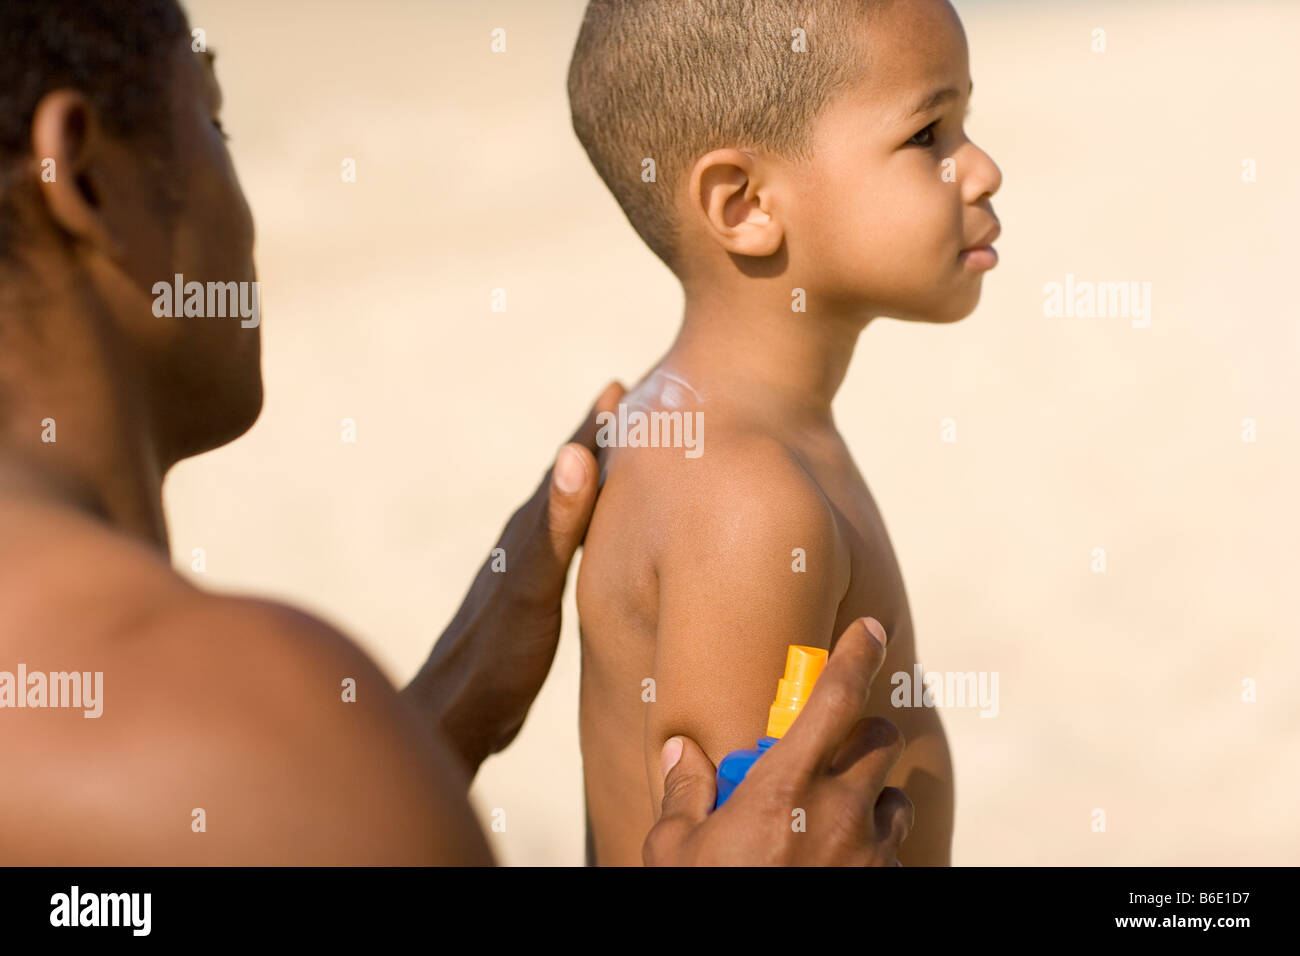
[888,290,981,324]
[929,301,978,324]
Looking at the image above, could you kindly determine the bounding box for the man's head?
[0,0,262,466]
[568,0,1002,323]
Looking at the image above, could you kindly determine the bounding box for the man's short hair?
[0,0,189,255]
[567,0,879,270]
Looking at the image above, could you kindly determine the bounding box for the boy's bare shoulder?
[599,416,848,575]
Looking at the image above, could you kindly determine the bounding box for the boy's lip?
[959,221,1001,271]
[961,221,1001,252]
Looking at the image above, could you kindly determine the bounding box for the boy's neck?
[663,285,870,424]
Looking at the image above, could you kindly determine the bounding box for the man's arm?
[402,382,624,778]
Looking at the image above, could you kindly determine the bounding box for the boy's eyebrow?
[900,79,973,121]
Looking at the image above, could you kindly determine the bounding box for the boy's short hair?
[568,0,880,270]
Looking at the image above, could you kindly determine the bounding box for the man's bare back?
[577,368,954,866]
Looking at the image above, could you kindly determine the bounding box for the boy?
[570,0,1002,865]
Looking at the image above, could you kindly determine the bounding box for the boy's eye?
[907,121,938,148]
[213,118,231,142]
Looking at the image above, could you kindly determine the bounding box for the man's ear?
[29,90,123,260]
[689,149,784,258]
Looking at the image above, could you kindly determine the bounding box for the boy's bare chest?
[799,449,912,638]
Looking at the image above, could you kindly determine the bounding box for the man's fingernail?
[864,617,888,649]
[660,737,684,778]
[554,445,587,495]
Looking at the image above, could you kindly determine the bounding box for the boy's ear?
[689,149,784,258]
[29,89,125,261]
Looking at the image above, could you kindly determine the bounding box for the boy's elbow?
[889,718,954,866]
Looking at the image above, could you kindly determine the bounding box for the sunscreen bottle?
[713,644,828,809]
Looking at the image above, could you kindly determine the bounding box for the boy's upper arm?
[643,439,850,809]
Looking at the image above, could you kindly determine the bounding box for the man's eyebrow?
[901,79,973,121]
[198,49,224,109]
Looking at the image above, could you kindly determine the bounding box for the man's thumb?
[545,442,600,562]
[658,736,717,824]
[643,736,717,865]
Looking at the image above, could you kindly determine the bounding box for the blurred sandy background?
[169,0,1299,864]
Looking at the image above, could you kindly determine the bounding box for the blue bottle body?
[713,735,778,809]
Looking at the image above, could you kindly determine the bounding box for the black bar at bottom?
[0,865,1281,943]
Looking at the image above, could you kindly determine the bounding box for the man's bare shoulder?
[0,501,488,864]
[0,493,195,636]
[0,497,383,688]
[0,494,375,683]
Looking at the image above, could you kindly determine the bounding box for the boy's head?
[0,0,262,463]
[568,0,1002,323]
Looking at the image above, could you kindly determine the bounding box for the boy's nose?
[959,141,1003,204]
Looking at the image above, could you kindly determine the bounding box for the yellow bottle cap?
[765,645,829,739]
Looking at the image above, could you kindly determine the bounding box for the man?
[0,0,913,864]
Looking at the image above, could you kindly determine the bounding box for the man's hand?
[642,617,915,866]
[402,382,625,779]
